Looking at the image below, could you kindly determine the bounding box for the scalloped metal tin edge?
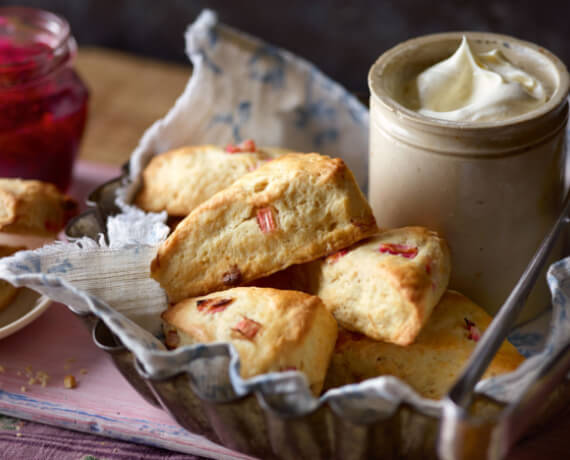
[64,175,570,460]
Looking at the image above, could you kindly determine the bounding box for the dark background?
[1,0,569,93]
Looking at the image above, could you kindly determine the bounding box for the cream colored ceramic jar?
[368,32,569,321]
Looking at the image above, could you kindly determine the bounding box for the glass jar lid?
[0,7,76,89]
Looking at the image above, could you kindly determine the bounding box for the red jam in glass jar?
[0,7,88,191]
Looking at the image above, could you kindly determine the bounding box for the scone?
[135,142,289,216]
[323,290,525,399]
[161,287,338,395]
[0,179,78,235]
[0,245,24,311]
[298,226,451,345]
[151,153,378,303]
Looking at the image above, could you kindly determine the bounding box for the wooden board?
[75,47,191,167]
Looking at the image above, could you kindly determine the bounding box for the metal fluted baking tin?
[64,175,570,460]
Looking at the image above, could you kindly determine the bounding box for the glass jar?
[368,32,569,322]
[0,7,88,191]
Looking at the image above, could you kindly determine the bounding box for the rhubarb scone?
[135,142,289,216]
[323,290,525,399]
[162,287,338,395]
[0,245,24,311]
[298,226,450,345]
[151,153,378,303]
[0,179,78,236]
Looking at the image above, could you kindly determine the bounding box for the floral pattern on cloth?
[119,9,369,208]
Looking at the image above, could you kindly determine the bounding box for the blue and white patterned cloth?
[120,9,368,208]
[0,10,568,411]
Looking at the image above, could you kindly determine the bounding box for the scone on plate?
[289,226,451,345]
[0,179,78,236]
[162,287,338,395]
[151,153,378,303]
[0,245,24,311]
[323,290,525,399]
[135,142,289,216]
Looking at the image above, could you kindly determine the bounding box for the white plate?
[0,232,57,340]
[0,289,52,340]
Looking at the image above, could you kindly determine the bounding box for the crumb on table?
[64,375,77,389]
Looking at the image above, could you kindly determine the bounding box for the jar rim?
[0,6,74,88]
[368,31,570,132]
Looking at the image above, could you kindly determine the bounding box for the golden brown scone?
[0,245,24,311]
[293,227,451,345]
[161,287,338,395]
[151,153,378,303]
[323,290,525,399]
[135,144,289,216]
[0,179,78,236]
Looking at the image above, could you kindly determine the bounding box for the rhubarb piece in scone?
[0,179,78,236]
[161,287,338,395]
[135,143,289,217]
[303,226,451,345]
[0,245,25,311]
[151,153,377,303]
[323,290,525,399]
